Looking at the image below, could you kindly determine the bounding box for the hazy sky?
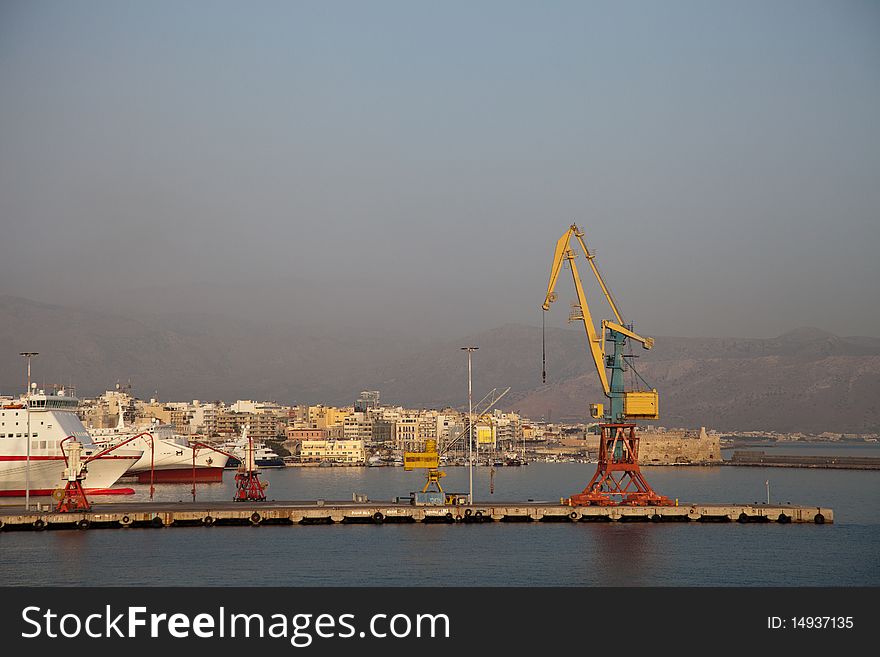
[1,1,878,338]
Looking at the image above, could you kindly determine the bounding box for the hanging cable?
[542,311,546,383]
[624,355,653,391]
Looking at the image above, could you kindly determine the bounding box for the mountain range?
[1,295,877,433]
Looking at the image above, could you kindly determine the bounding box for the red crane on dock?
[233,425,267,502]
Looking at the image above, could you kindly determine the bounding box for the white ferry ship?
[0,390,142,496]
[90,401,226,483]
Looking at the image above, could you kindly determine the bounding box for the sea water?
[1,460,878,586]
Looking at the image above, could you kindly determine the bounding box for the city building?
[343,412,373,443]
[354,391,380,413]
[395,416,419,451]
[371,419,395,446]
[300,439,366,465]
[286,427,328,443]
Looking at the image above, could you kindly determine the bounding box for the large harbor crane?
[542,223,672,506]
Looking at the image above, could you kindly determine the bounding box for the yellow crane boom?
[542,223,657,421]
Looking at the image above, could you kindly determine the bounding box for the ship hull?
[135,467,223,483]
[225,457,285,469]
[0,454,139,496]
[0,487,134,497]
[92,433,227,479]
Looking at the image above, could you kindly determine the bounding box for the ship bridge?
[25,391,80,412]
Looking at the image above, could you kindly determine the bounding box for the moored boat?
[0,390,141,496]
[221,427,285,468]
[89,401,226,483]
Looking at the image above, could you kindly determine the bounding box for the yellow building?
[300,439,366,465]
[308,405,349,430]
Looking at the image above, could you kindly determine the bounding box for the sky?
[1,0,878,339]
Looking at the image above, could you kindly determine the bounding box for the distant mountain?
[362,324,880,433]
[506,328,880,433]
[0,295,422,403]
[1,295,878,433]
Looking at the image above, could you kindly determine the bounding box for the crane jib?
[541,224,658,422]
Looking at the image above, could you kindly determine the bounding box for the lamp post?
[765,479,770,505]
[461,346,478,505]
[20,352,38,511]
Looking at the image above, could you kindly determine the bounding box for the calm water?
[1,458,878,586]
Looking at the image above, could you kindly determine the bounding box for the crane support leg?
[568,424,673,506]
[233,471,267,502]
[56,480,91,513]
[421,468,445,493]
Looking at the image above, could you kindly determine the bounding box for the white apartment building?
[343,412,373,442]
[230,400,286,415]
[395,416,419,451]
[189,400,220,435]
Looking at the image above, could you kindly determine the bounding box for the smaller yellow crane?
[404,439,445,494]
[404,388,511,506]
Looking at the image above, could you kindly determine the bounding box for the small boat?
[221,427,285,468]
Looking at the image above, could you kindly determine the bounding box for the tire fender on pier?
[250,512,262,525]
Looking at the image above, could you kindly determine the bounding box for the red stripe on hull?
[0,455,137,461]
[136,468,224,484]
[0,487,135,497]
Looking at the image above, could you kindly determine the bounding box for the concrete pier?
[0,500,832,530]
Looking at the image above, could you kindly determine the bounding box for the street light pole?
[766,479,770,505]
[20,352,38,511]
[461,347,478,505]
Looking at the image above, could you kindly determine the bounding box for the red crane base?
[233,471,266,502]
[55,480,92,513]
[568,423,673,507]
